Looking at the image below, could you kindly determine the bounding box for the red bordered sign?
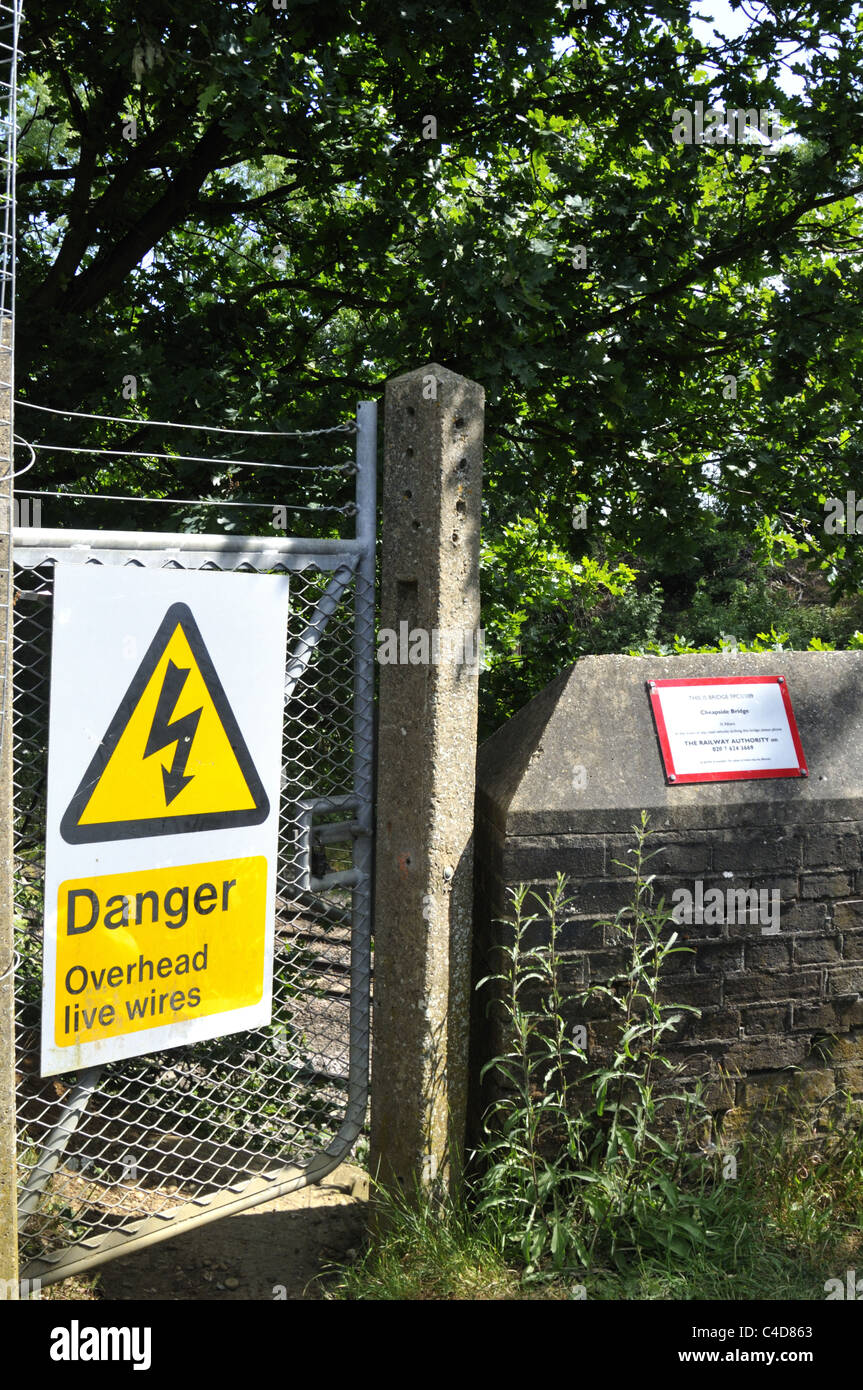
[647,675,808,785]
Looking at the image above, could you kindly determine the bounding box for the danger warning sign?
[41,565,290,1077]
[60,602,269,843]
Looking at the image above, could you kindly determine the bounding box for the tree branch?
[57,120,231,316]
[577,178,863,336]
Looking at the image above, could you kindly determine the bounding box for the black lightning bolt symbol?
[143,660,203,806]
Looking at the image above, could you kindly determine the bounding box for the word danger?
[64,876,238,933]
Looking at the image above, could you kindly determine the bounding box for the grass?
[330,1114,863,1305]
[330,1148,856,1300]
[329,817,863,1301]
[330,1182,528,1301]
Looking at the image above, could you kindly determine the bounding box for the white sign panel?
[41,564,290,1076]
[647,676,808,784]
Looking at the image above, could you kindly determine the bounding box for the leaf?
[198,83,223,113]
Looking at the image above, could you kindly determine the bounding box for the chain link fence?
[10,409,376,1285]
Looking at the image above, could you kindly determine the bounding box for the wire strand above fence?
[24,440,353,474]
[17,487,357,515]
[15,400,358,438]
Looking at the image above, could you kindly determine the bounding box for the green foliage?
[18,0,863,592]
[628,624,863,656]
[476,816,723,1280]
[478,515,863,732]
[328,1179,523,1302]
[479,515,637,732]
[20,3,863,743]
[332,818,863,1300]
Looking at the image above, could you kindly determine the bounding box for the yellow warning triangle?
[61,603,269,844]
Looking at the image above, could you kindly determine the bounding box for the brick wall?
[470,651,863,1141]
[471,814,863,1138]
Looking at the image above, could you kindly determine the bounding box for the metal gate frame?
[10,400,376,1285]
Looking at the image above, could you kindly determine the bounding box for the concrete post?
[370,363,484,1194]
[0,313,17,1293]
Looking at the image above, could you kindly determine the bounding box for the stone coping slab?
[477,651,863,835]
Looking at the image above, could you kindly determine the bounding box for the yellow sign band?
[55,856,268,1047]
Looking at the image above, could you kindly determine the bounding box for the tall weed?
[477,813,728,1279]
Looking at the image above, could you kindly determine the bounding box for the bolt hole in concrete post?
[371,363,484,1199]
[397,579,419,631]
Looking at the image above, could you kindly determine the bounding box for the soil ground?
[42,1163,369,1301]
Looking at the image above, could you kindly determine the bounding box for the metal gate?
[10,402,376,1285]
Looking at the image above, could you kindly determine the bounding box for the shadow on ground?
[91,1163,368,1301]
